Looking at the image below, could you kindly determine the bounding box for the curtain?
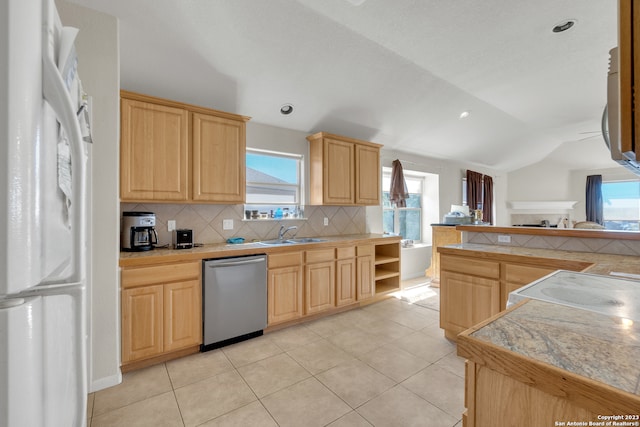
[466,170,483,212]
[482,175,494,224]
[389,159,409,207]
[585,175,604,225]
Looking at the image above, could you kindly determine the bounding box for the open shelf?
[374,241,401,297]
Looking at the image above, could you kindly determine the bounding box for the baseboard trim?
[89,371,122,393]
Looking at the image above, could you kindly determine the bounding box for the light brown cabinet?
[356,245,375,301]
[304,248,336,314]
[439,251,591,341]
[192,113,245,203]
[307,132,382,206]
[336,247,357,307]
[120,98,189,201]
[440,257,500,341]
[425,225,462,285]
[120,91,249,203]
[121,261,201,369]
[267,252,304,325]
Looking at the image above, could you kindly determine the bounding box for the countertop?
[456,224,640,241]
[457,298,640,414]
[120,233,401,267]
[438,242,640,276]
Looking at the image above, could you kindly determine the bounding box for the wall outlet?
[223,219,234,230]
[167,220,176,232]
[323,217,329,226]
[498,235,511,243]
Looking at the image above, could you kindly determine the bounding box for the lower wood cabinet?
[267,252,304,325]
[121,261,201,367]
[440,257,500,341]
[305,261,335,314]
[439,252,591,341]
[356,248,375,301]
[336,257,357,307]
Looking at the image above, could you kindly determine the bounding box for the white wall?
[57,0,121,391]
[508,158,638,224]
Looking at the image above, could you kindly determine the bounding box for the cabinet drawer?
[305,248,335,264]
[336,246,356,259]
[357,245,374,257]
[440,255,499,279]
[122,261,200,288]
[504,263,556,285]
[268,252,302,268]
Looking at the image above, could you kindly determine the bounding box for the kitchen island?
[457,296,640,426]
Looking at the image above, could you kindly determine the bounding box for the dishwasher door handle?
[207,258,266,268]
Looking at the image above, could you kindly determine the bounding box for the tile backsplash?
[120,203,366,246]
[465,231,640,257]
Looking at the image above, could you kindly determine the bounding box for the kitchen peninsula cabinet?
[121,260,201,370]
[307,132,382,206]
[120,91,249,203]
[439,250,591,341]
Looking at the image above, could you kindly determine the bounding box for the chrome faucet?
[278,225,298,240]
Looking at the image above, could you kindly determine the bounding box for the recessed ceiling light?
[552,19,577,33]
[280,103,294,115]
[459,111,470,119]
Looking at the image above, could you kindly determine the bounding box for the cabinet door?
[268,265,303,325]
[355,144,380,205]
[120,98,189,201]
[356,255,375,301]
[121,285,164,363]
[192,113,246,203]
[336,258,357,306]
[164,279,202,352]
[440,271,500,339]
[323,138,354,204]
[501,263,557,309]
[305,261,336,314]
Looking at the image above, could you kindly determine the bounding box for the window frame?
[382,169,425,243]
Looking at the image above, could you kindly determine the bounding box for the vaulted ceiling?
[70,0,618,171]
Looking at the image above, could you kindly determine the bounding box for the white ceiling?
[69,0,618,171]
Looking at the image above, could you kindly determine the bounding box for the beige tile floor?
[88,280,464,427]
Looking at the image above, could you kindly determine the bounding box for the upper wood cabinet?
[307,132,382,206]
[120,98,189,201]
[120,91,250,203]
[192,113,246,203]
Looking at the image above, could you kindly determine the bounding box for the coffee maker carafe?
[121,212,158,251]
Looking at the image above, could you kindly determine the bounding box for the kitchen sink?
[287,238,327,243]
[256,237,327,246]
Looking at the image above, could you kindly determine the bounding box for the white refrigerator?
[0,0,91,425]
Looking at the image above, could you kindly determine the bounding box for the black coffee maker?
[121,212,158,251]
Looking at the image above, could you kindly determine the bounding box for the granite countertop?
[457,298,640,413]
[120,233,401,267]
[438,242,640,276]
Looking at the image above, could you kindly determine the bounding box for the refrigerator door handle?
[41,26,87,285]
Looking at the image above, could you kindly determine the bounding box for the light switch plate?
[223,219,234,230]
[168,220,176,232]
[323,217,329,226]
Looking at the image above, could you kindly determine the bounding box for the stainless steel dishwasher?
[202,254,267,351]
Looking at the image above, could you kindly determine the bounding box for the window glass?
[602,181,640,231]
[382,171,424,242]
[245,149,303,218]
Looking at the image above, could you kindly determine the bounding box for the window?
[382,170,424,242]
[602,180,640,231]
[245,149,304,218]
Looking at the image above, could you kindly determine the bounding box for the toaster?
[173,229,193,249]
